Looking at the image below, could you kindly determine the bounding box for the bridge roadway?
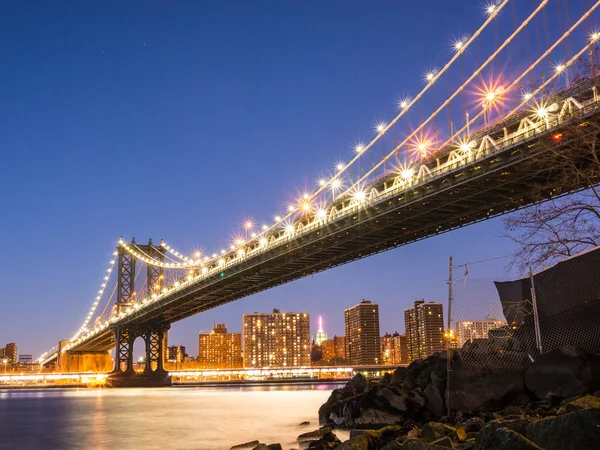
[55,77,600,359]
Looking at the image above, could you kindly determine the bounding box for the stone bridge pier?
[108,323,171,387]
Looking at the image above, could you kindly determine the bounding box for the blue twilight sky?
[0,1,595,358]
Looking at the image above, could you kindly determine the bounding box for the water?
[0,383,346,450]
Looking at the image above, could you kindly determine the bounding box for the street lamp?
[2,358,7,373]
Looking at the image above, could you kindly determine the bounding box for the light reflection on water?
[0,383,346,450]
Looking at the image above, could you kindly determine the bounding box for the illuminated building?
[404,300,444,361]
[321,335,347,364]
[334,336,347,360]
[167,345,187,365]
[311,316,328,362]
[380,332,409,365]
[394,333,409,365]
[4,343,17,364]
[243,309,311,367]
[322,339,335,361]
[198,323,242,369]
[314,316,327,345]
[455,316,507,348]
[345,300,381,365]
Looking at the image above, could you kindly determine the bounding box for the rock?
[230,440,260,449]
[462,418,485,433]
[307,431,341,449]
[421,422,456,440]
[353,408,405,428]
[380,441,404,450]
[335,434,370,450]
[267,445,282,450]
[399,439,448,449]
[450,369,525,413]
[297,428,333,443]
[379,387,409,412]
[594,390,600,398]
[423,383,445,417]
[525,408,600,449]
[299,421,311,426]
[319,374,370,425]
[557,395,600,413]
[431,436,453,448]
[390,367,409,386]
[478,418,532,437]
[448,427,468,443]
[525,346,600,400]
[502,405,522,416]
[475,427,541,449]
[251,445,269,450]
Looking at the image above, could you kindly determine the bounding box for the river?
[0,383,347,450]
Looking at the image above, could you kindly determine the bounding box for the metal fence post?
[529,267,543,354]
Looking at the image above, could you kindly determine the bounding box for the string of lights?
[338,0,550,201]
[439,5,600,152]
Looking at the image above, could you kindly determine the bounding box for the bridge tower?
[109,237,171,387]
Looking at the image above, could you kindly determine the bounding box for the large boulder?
[474,427,541,449]
[297,427,333,443]
[525,346,600,399]
[525,408,600,449]
[307,431,342,449]
[319,374,370,425]
[450,368,526,413]
[230,440,260,449]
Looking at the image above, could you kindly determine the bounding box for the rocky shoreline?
[231,346,600,449]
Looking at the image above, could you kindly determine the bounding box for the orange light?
[552,133,563,141]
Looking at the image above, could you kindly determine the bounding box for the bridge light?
[244,221,253,230]
[424,70,438,83]
[219,272,225,277]
[553,63,565,74]
[400,166,414,180]
[336,162,344,171]
[285,223,295,235]
[259,237,268,246]
[262,224,268,230]
[316,208,327,220]
[485,2,498,16]
[330,178,342,192]
[522,91,532,102]
[374,122,386,133]
[552,133,563,141]
[354,143,365,154]
[353,190,367,203]
[591,31,600,42]
[194,251,201,258]
[274,215,281,222]
[318,178,327,187]
[398,98,409,110]
[535,106,548,119]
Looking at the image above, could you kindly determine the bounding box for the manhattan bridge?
[38,1,600,386]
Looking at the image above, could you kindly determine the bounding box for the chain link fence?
[450,246,600,376]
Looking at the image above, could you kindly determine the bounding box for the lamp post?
[2,358,8,374]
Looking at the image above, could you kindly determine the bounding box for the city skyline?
[3,0,568,357]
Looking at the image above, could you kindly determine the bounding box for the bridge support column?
[144,324,170,376]
[108,323,171,388]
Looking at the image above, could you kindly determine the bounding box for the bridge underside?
[67,82,600,356]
